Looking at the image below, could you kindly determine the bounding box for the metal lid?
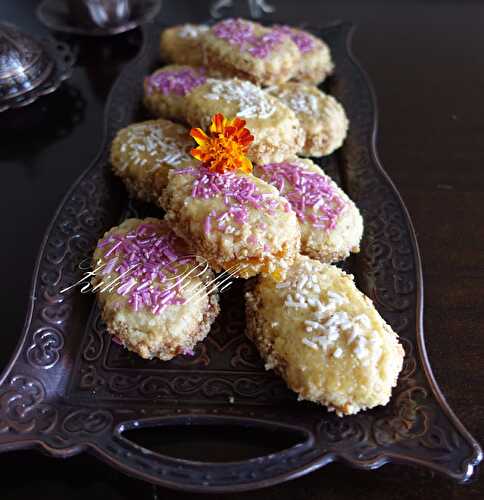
[0,22,75,113]
[0,22,54,101]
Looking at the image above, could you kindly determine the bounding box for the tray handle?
[93,414,317,492]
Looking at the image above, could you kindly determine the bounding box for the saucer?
[37,0,162,37]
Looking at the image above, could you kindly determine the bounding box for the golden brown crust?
[291,29,334,85]
[110,119,196,203]
[201,20,301,86]
[253,158,363,263]
[245,255,405,416]
[160,24,209,66]
[267,82,348,157]
[92,218,220,361]
[186,78,305,164]
[143,64,206,122]
[160,169,301,279]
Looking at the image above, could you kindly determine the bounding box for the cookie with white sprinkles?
[110,119,196,203]
[267,82,348,157]
[144,64,207,122]
[245,255,405,416]
[92,218,220,360]
[160,24,209,66]
[254,158,363,263]
[186,78,305,164]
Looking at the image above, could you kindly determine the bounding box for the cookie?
[201,18,300,86]
[267,82,348,156]
[254,158,363,262]
[274,25,334,84]
[245,255,405,416]
[160,24,209,66]
[110,119,196,203]
[92,218,219,361]
[144,64,207,122]
[160,167,300,279]
[186,78,305,164]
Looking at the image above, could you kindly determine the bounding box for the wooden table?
[0,1,482,498]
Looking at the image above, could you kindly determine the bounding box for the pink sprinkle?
[105,240,122,258]
[257,162,346,230]
[145,67,206,96]
[212,18,254,46]
[212,19,285,59]
[247,234,258,245]
[97,222,195,315]
[248,30,286,58]
[204,215,211,235]
[102,257,118,275]
[176,167,282,232]
[274,25,316,54]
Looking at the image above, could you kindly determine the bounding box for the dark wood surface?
[0,1,482,498]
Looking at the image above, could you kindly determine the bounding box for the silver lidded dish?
[0,22,75,112]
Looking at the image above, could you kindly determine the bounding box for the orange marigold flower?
[190,113,254,174]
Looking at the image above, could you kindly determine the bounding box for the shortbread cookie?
[160,167,300,279]
[245,255,404,416]
[186,78,305,164]
[160,24,209,66]
[254,158,363,262]
[144,64,207,122]
[201,18,300,86]
[92,218,220,360]
[110,119,196,203]
[267,82,348,156]
[274,25,334,84]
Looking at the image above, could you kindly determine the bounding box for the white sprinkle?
[177,24,209,39]
[328,291,348,305]
[277,89,320,116]
[304,320,323,331]
[204,80,276,119]
[302,338,319,350]
[333,347,343,358]
[285,294,308,309]
[276,282,290,289]
[354,314,371,328]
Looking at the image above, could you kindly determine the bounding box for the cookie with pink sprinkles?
[159,114,300,280]
[160,24,209,66]
[161,167,300,279]
[254,158,363,263]
[92,218,220,361]
[110,119,196,203]
[274,25,334,84]
[201,18,301,86]
[144,64,207,122]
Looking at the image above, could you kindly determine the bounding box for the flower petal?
[190,127,209,145]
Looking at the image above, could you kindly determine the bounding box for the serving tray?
[0,21,481,492]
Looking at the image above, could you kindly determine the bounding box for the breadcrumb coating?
[110,119,196,203]
[92,218,219,360]
[267,82,348,157]
[245,255,404,416]
[160,169,300,279]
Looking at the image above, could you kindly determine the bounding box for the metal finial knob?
[0,22,75,112]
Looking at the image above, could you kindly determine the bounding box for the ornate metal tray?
[0,22,481,492]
